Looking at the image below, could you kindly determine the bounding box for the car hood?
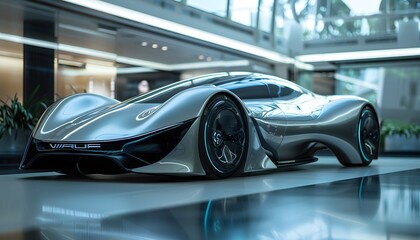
[34,103,165,141]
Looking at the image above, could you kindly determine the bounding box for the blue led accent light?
[358,177,365,202]
[358,110,369,162]
[204,200,213,239]
[204,122,219,172]
[204,123,211,160]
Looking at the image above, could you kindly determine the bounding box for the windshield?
[122,72,250,104]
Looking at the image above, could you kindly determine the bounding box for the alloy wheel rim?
[204,101,246,174]
[358,109,379,161]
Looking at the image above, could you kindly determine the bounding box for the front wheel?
[199,94,249,179]
[357,106,380,166]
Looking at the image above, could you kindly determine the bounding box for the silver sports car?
[20,72,380,178]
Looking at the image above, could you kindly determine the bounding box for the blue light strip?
[358,110,369,161]
[358,177,365,202]
[203,200,213,239]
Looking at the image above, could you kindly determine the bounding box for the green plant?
[0,92,47,139]
[381,120,420,139]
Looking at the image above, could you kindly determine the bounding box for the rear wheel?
[199,94,248,179]
[357,106,380,166]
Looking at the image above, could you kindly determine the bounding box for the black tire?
[199,94,249,179]
[357,106,380,166]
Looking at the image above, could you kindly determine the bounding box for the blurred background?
[0,0,419,164]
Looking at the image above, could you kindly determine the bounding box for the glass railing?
[303,11,420,40]
[176,0,420,41]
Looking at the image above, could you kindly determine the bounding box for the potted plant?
[381,120,420,152]
[0,93,47,162]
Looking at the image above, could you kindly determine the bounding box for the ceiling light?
[296,47,420,62]
[0,32,251,71]
[206,57,212,62]
[293,60,314,71]
[152,43,158,49]
[59,43,116,59]
[161,46,168,51]
[198,55,205,60]
[97,24,118,35]
[117,67,156,74]
[59,24,113,38]
[141,41,148,47]
[61,0,294,64]
[116,56,168,69]
[58,59,85,68]
[169,60,250,70]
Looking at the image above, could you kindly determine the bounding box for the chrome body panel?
[20,72,379,176]
[131,118,206,175]
[133,111,276,175]
[278,96,368,165]
[33,86,231,142]
[243,119,277,173]
[34,93,119,140]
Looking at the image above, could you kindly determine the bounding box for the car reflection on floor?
[11,170,418,240]
[1,157,420,240]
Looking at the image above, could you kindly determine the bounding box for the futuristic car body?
[20,72,380,178]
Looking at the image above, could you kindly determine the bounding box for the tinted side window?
[267,83,302,101]
[220,82,271,100]
[129,81,193,104]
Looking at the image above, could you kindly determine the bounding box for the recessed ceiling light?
[152,43,158,49]
[141,41,148,47]
[0,32,252,71]
[296,47,420,62]
[198,55,205,60]
[62,0,294,64]
[161,46,168,51]
[206,57,212,62]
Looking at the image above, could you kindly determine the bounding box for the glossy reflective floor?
[1,156,420,240]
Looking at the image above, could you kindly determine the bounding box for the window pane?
[230,0,259,27]
[187,0,228,17]
[335,67,380,105]
[332,0,382,17]
[259,0,274,32]
[223,82,271,99]
[275,0,317,38]
[389,0,420,12]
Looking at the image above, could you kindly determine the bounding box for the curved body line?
[20,72,380,178]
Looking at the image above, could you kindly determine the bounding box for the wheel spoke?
[359,109,379,162]
[216,144,238,164]
[364,139,376,155]
[201,95,248,176]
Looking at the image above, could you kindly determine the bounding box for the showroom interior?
[0,0,419,239]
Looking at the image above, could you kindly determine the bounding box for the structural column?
[23,10,55,111]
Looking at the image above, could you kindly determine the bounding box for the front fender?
[33,94,119,139]
[138,85,238,133]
